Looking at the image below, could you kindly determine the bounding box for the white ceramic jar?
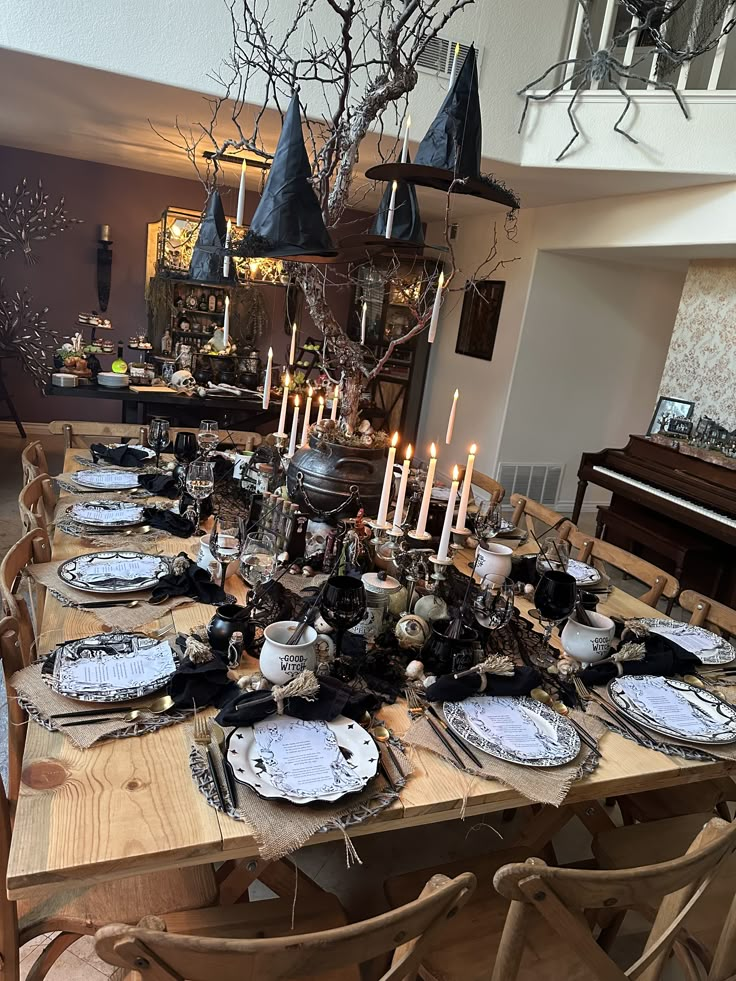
[475,542,513,583]
[560,611,615,663]
[259,621,317,685]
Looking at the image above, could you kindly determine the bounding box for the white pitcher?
[475,542,513,583]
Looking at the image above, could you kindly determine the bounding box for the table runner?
[190,721,411,862]
[403,708,605,807]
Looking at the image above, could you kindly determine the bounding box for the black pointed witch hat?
[365,47,519,211]
[238,94,337,262]
[189,190,232,283]
[370,152,424,244]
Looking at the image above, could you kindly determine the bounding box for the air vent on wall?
[496,463,564,510]
[416,36,482,79]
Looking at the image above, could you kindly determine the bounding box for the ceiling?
[1,48,732,220]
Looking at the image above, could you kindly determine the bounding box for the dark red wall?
[0,145,363,423]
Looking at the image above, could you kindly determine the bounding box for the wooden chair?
[468,468,505,505]
[566,528,680,612]
[49,421,149,449]
[385,817,736,981]
[21,441,48,485]
[679,590,736,640]
[0,528,51,663]
[18,475,57,535]
[0,615,218,981]
[509,494,575,540]
[95,872,475,981]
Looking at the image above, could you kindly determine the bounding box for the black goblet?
[174,431,198,467]
[534,570,576,643]
[320,575,367,657]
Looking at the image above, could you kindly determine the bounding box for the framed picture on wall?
[647,396,695,436]
[455,279,505,362]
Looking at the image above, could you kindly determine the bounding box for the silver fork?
[573,676,651,741]
[193,714,225,810]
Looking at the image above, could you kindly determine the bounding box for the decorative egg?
[394,614,430,649]
[405,659,425,681]
[413,594,449,623]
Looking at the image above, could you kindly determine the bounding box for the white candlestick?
[236,159,247,227]
[455,443,476,531]
[316,395,324,426]
[445,389,459,444]
[448,41,460,91]
[262,346,273,409]
[330,383,339,422]
[437,466,460,561]
[288,395,301,457]
[223,219,232,278]
[222,295,230,348]
[428,270,444,343]
[414,443,437,537]
[277,371,290,436]
[385,181,397,239]
[392,444,412,530]
[289,322,297,365]
[300,386,313,446]
[360,301,367,345]
[401,114,411,163]
[376,432,399,527]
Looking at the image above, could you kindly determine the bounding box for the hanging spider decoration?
[517,0,689,161]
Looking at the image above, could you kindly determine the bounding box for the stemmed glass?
[209,517,245,587]
[474,500,503,542]
[320,576,367,657]
[535,538,570,576]
[197,419,219,457]
[185,459,215,529]
[240,532,279,590]
[148,417,170,470]
[474,575,515,631]
[174,431,198,467]
[534,570,576,643]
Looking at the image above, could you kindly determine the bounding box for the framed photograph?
[647,396,695,436]
[455,280,506,362]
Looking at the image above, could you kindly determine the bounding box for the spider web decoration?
[0,280,58,391]
[518,0,690,161]
[0,178,82,264]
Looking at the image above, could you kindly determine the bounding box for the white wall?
[497,253,685,508]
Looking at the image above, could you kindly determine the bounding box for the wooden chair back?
[21,441,48,484]
[468,468,505,505]
[492,817,736,981]
[95,872,476,981]
[49,421,149,449]
[18,474,57,534]
[0,529,51,664]
[0,616,29,805]
[566,529,679,608]
[679,591,736,640]
[509,494,574,540]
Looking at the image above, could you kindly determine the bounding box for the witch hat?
[239,94,337,262]
[370,152,424,244]
[189,190,231,283]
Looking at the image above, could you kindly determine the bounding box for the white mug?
[259,621,317,685]
[561,611,615,663]
[475,542,513,583]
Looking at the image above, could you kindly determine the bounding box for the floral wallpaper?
[658,260,736,430]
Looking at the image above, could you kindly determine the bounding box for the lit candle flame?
[430,442,437,458]
[452,465,459,481]
[392,180,398,192]
[308,385,313,396]
[318,395,324,406]
[453,388,459,399]
[455,41,461,56]
[470,443,477,454]
[267,346,273,358]
[391,431,399,447]
[294,395,300,407]
[406,114,411,131]
[406,444,413,461]
[284,371,291,388]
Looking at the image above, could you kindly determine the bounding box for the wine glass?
[185,459,215,529]
[174,431,198,467]
[197,419,219,456]
[474,500,503,542]
[320,575,367,657]
[240,531,278,590]
[148,417,170,470]
[474,575,515,631]
[209,517,245,587]
[535,538,570,576]
[534,570,576,643]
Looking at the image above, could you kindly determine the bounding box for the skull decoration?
[171,369,196,393]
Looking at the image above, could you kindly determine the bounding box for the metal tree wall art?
[0,280,58,390]
[0,178,82,264]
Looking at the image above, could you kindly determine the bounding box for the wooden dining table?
[7,449,736,902]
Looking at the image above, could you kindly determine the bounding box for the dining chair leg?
[25,932,79,981]
[490,899,530,981]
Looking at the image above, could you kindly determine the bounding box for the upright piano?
[573,435,736,605]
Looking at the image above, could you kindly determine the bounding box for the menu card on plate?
[620,677,722,736]
[463,699,558,758]
[54,638,176,694]
[74,504,142,525]
[77,471,138,488]
[79,556,162,582]
[254,718,366,798]
[649,625,716,654]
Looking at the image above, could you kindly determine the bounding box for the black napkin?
[581,633,701,687]
[142,508,196,538]
[216,675,379,728]
[169,649,234,710]
[150,554,227,605]
[90,442,150,468]
[138,473,180,498]
[425,664,541,703]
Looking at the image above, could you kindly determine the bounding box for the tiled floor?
[20,935,116,981]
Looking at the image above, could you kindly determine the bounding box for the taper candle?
[223,219,232,277]
[300,385,313,446]
[289,322,297,365]
[392,443,412,530]
[448,41,461,90]
[222,295,230,347]
[414,442,437,537]
[385,181,397,239]
[437,465,460,561]
[288,395,301,457]
[376,431,399,527]
[428,270,444,343]
[316,395,325,425]
[360,301,367,345]
[330,383,339,421]
[445,389,459,444]
[236,158,247,227]
[455,443,477,531]
[262,346,273,409]
[277,371,290,436]
[401,114,411,163]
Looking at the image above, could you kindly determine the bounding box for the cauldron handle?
[293,472,362,520]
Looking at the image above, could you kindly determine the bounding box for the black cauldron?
[286,435,389,519]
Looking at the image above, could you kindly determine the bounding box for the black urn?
[285,434,389,518]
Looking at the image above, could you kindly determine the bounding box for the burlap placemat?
[11,662,187,749]
[26,559,193,632]
[190,721,412,862]
[403,708,606,807]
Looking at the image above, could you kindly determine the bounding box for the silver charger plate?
[227,716,379,804]
[67,500,146,529]
[629,618,735,666]
[50,632,177,702]
[444,695,581,767]
[608,676,736,744]
[57,550,169,593]
[73,469,140,490]
[566,559,601,586]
